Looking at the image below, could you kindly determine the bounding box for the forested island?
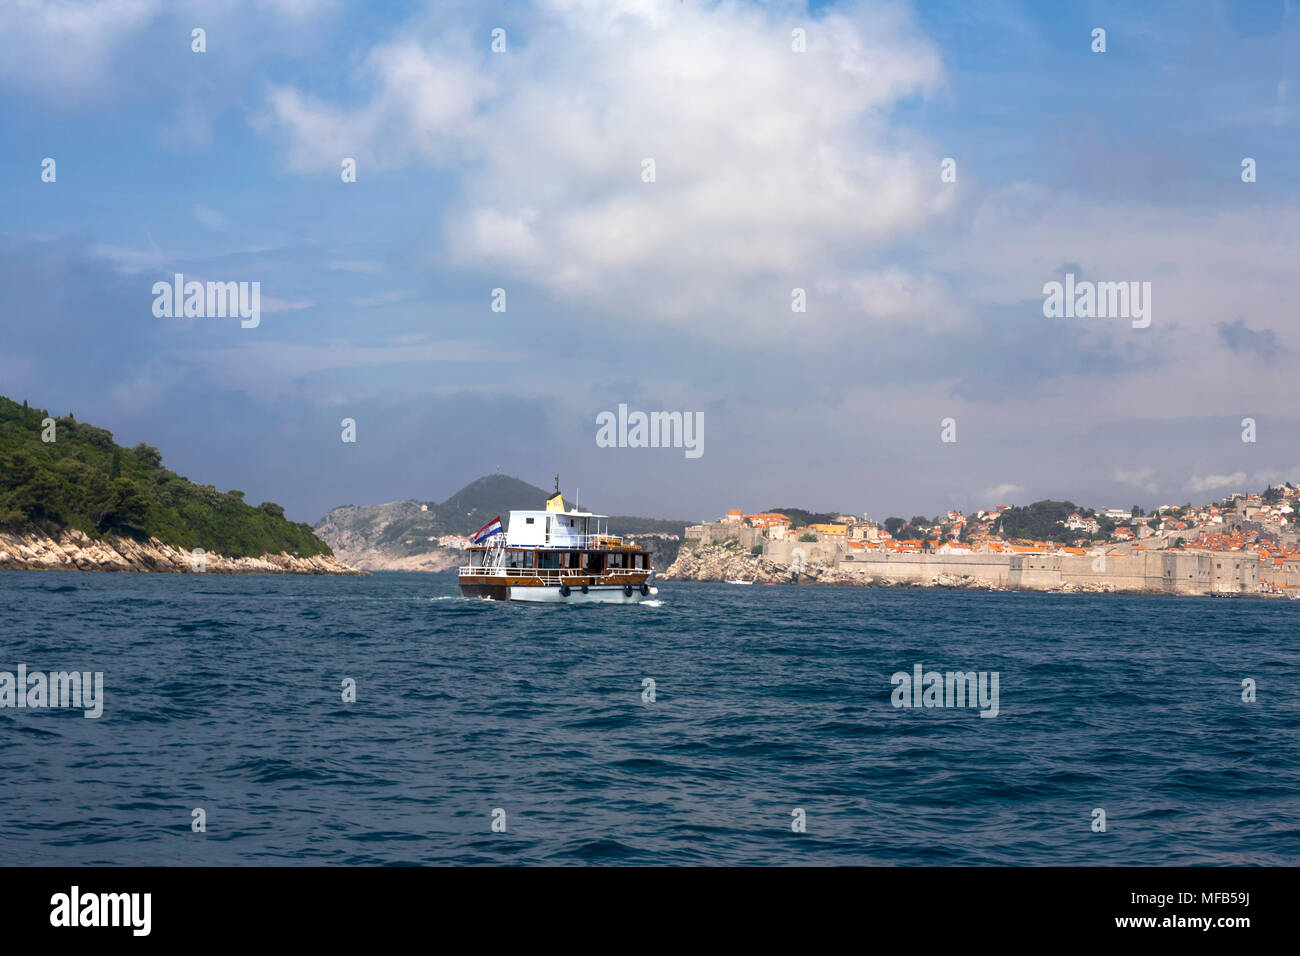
[0,395,355,574]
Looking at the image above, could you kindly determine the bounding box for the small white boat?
[458,487,657,604]
[726,579,753,585]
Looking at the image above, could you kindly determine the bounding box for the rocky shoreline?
[0,528,364,575]
[323,546,462,574]
[661,544,1124,593]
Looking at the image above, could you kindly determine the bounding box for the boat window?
[526,517,534,524]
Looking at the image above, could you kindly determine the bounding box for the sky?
[1,0,1297,524]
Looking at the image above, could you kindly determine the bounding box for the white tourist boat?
[458,487,658,603]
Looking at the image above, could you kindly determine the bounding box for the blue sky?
[1,0,1297,523]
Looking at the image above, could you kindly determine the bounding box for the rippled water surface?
[1,570,1297,865]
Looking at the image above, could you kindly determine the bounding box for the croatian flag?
[472,517,503,544]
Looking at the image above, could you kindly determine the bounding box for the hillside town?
[673,485,1300,597]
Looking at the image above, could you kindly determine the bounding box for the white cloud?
[194,205,230,230]
[350,290,410,308]
[260,0,952,341]
[984,483,1022,503]
[1114,467,1159,494]
[0,0,160,101]
[1247,466,1300,489]
[818,268,967,331]
[89,241,168,274]
[260,295,314,313]
[945,186,1300,346]
[1187,472,1247,493]
[256,0,336,18]
[0,0,340,107]
[260,36,494,174]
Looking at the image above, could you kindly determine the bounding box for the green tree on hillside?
[996,500,1080,540]
[131,442,162,466]
[0,395,332,558]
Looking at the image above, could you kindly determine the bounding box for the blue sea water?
[0,570,1297,866]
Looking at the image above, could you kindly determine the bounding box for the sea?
[1,571,1297,866]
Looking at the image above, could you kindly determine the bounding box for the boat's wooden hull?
[459,572,655,603]
[458,581,511,600]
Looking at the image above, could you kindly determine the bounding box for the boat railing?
[470,532,634,549]
[543,532,629,548]
[458,566,647,582]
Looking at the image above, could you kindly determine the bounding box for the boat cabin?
[466,508,650,572]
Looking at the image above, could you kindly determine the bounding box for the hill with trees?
[994,500,1085,541]
[0,395,331,559]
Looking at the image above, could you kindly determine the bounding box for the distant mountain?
[314,475,689,571]
[438,474,552,532]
